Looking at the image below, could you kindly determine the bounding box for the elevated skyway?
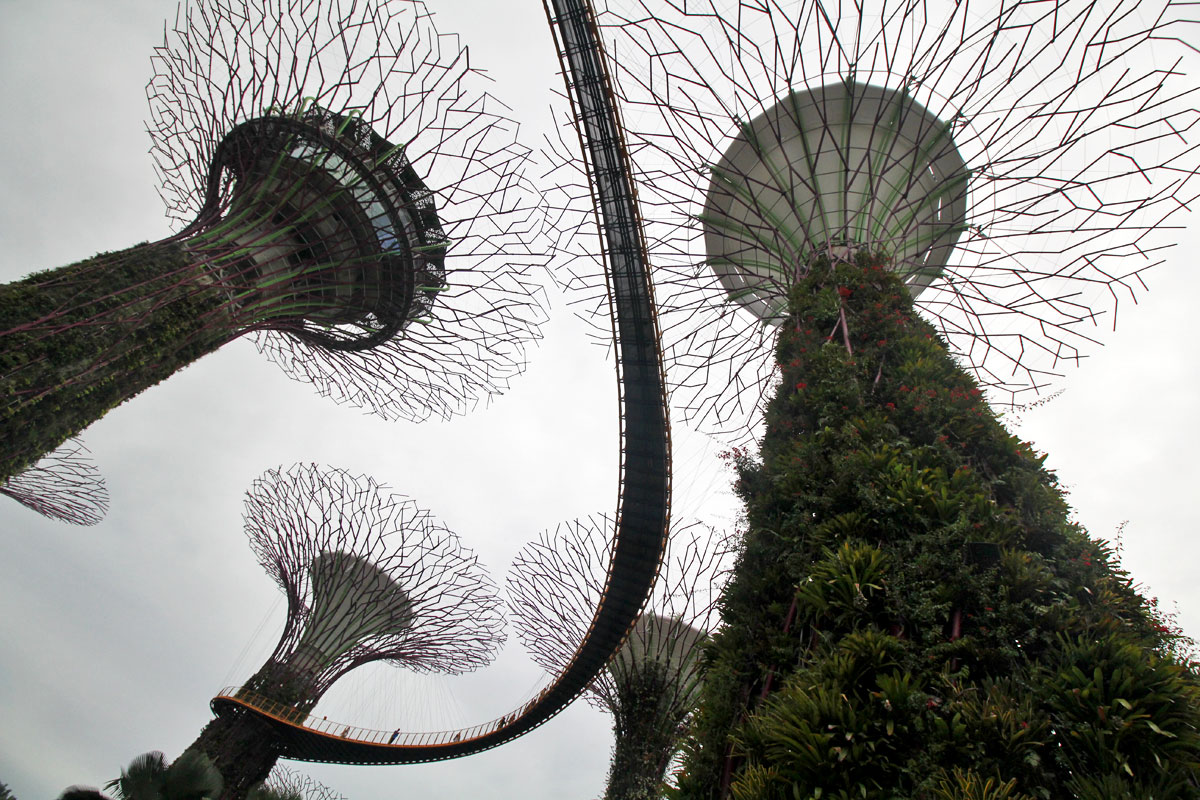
[209,0,672,764]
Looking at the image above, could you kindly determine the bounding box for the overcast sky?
[2,1,1199,799]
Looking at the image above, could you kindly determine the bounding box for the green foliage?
[0,243,228,481]
[677,254,1200,799]
[607,662,692,800]
[97,751,222,800]
[924,768,1035,800]
[56,789,110,800]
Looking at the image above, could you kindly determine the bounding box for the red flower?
[796,382,807,390]
[884,402,896,410]
[837,286,853,298]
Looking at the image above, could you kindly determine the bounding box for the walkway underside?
[210,0,672,765]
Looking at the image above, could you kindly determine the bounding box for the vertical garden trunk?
[188,709,284,800]
[606,666,686,800]
[0,242,230,481]
[186,661,323,800]
[677,252,1200,799]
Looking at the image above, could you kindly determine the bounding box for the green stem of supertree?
[186,660,325,800]
[0,242,231,483]
[606,666,689,800]
[187,709,284,800]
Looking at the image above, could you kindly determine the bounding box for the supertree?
[1,438,108,526]
[507,514,730,800]
[540,0,1200,797]
[545,0,1200,441]
[187,464,505,799]
[0,0,548,485]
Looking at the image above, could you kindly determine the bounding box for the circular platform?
[703,81,968,321]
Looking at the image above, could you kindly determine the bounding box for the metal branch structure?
[508,515,731,800]
[0,0,548,484]
[0,438,109,526]
[209,0,673,766]
[546,0,1200,440]
[259,767,346,800]
[192,464,504,797]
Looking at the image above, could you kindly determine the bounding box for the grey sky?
[2,1,1199,799]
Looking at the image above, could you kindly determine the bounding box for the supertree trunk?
[605,665,687,800]
[0,242,230,481]
[186,659,326,798]
[188,707,283,799]
[680,254,1200,799]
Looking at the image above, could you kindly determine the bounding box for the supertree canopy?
[189,463,505,798]
[0,438,109,526]
[507,514,730,800]
[546,0,1200,440]
[0,0,548,484]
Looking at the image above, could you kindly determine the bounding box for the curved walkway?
[210,0,672,765]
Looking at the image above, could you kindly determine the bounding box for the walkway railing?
[214,685,553,748]
[209,0,672,765]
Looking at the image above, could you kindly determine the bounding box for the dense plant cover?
[676,253,1200,799]
[0,243,227,482]
[607,658,694,800]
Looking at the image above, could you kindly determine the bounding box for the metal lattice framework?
[546,0,1200,440]
[507,515,731,798]
[0,439,109,526]
[0,0,548,483]
[241,463,504,697]
[148,0,549,420]
[192,463,504,795]
[261,766,346,800]
[508,514,728,709]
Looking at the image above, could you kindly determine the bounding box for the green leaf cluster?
[676,254,1200,799]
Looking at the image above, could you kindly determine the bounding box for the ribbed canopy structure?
[196,108,447,351]
[287,552,414,680]
[703,82,968,321]
[188,463,505,797]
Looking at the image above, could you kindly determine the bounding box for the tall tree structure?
[0,0,548,484]
[188,464,505,798]
[508,515,730,800]
[547,0,1200,440]
[541,0,1200,796]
